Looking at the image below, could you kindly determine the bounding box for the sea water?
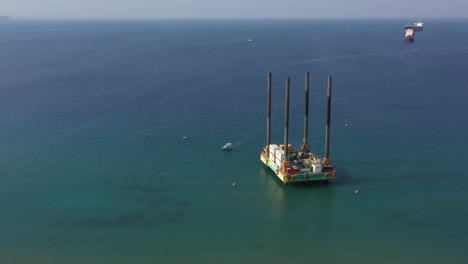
[1,19,468,263]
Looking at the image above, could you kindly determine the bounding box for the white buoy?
[354,189,359,194]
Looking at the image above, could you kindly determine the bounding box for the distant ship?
[405,28,415,42]
[247,38,254,42]
[404,19,424,31]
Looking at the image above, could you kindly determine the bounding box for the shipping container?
[312,164,322,173]
[269,144,279,152]
[275,159,282,167]
[275,149,285,158]
[269,153,275,160]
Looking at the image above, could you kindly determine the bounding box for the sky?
[1,0,467,19]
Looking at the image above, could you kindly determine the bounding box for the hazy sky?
[2,0,467,19]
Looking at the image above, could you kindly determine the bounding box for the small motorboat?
[222,143,233,150]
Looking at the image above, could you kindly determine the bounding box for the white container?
[269,144,279,152]
[275,149,285,160]
[269,146,279,157]
[275,158,282,167]
[276,149,284,155]
[276,155,285,162]
[268,152,275,160]
[312,164,322,173]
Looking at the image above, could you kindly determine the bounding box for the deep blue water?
[1,19,468,263]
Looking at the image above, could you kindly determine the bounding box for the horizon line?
[5,16,468,21]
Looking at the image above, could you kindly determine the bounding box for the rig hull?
[260,151,336,184]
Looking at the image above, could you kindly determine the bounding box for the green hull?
[260,153,335,184]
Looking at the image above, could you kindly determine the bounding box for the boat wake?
[263,46,468,69]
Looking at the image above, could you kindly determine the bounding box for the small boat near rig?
[222,143,233,150]
[260,72,336,184]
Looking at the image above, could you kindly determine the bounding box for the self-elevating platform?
[260,72,336,184]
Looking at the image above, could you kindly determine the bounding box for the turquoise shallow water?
[1,19,468,263]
